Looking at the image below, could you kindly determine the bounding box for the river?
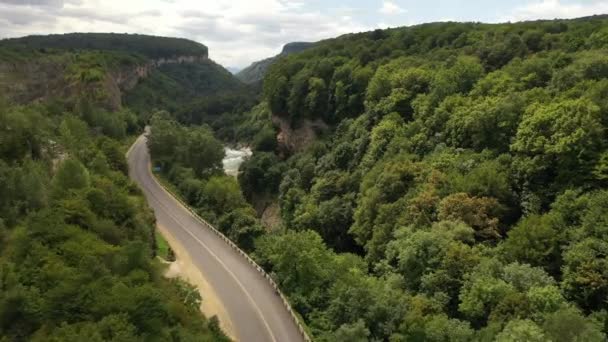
[222,146,252,177]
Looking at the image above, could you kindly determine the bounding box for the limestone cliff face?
[272,114,328,156]
[0,54,207,110]
[0,58,68,104]
[113,55,208,91]
[105,55,208,109]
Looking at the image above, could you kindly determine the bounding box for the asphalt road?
[127,135,304,342]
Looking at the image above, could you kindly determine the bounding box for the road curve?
[127,135,304,342]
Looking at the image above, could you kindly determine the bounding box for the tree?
[305,77,328,119]
[148,113,181,167]
[330,320,370,342]
[0,105,48,161]
[238,152,285,199]
[437,193,503,240]
[495,319,547,342]
[502,214,563,275]
[287,68,313,121]
[511,98,604,192]
[180,127,224,177]
[423,315,474,342]
[542,307,605,342]
[264,69,289,115]
[459,260,558,325]
[430,56,484,101]
[350,157,422,261]
[199,176,247,215]
[255,230,335,314]
[444,95,523,152]
[52,158,90,197]
[562,238,608,311]
[218,207,264,252]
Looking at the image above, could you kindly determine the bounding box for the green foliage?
[124,60,256,129]
[240,17,608,341]
[148,114,266,254]
[149,114,224,177]
[238,152,286,199]
[0,98,228,341]
[10,15,608,342]
[0,33,207,60]
[181,127,224,177]
[51,158,90,197]
[495,319,547,342]
[511,98,604,197]
[200,176,247,214]
[0,104,49,162]
[502,214,564,274]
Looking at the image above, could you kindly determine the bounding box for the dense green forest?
[0,33,208,60]
[0,36,230,341]
[5,14,608,342]
[124,60,257,133]
[232,15,608,341]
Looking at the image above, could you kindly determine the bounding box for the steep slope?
[236,42,314,84]
[234,15,608,341]
[124,58,255,123]
[0,33,210,111]
[0,34,230,341]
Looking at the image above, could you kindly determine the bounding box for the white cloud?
[504,0,608,22]
[379,0,406,15]
[0,0,372,68]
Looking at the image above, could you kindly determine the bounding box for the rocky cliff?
[112,55,208,91]
[272,114,328,156]
[0,54,208,110]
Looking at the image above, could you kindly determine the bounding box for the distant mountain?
[226,66,241,74]
[0,32,208,59]
[236,42,314,84]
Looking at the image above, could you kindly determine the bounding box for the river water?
[222,146,252,177]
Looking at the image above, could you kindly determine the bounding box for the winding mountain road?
[127,135,304,342]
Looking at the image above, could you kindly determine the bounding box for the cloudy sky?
[1,0,607,69]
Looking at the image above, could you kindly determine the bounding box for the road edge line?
[128,135,312,342]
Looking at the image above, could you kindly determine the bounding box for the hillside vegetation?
[236,42,314,85]
[4,15,608,342]
[227,15,608,341]
[0,33,208,60]
[125,59,256,129]
[0,32,253,137]
[0,34,230,341]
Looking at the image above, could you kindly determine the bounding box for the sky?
[0,0,607,69]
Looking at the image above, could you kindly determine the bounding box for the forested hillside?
[236,42,315,85]
[4,14,608,342]
[125,59,256,129]
[229,15,608,341]
[0,33,208,59]
[0,35,229,341]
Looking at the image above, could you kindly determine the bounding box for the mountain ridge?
[236,41,314,84]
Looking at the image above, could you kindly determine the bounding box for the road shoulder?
[158,223,237,340]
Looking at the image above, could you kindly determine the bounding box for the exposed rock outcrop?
[272,114,328,156]
[0,58,68,104]
[112,55,208,91]
[0,54,207,110]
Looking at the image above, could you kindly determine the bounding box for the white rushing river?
[222,146,252,177]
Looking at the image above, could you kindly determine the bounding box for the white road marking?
[130,140,278,342]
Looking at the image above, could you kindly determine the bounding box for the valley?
[1,12,608,342]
